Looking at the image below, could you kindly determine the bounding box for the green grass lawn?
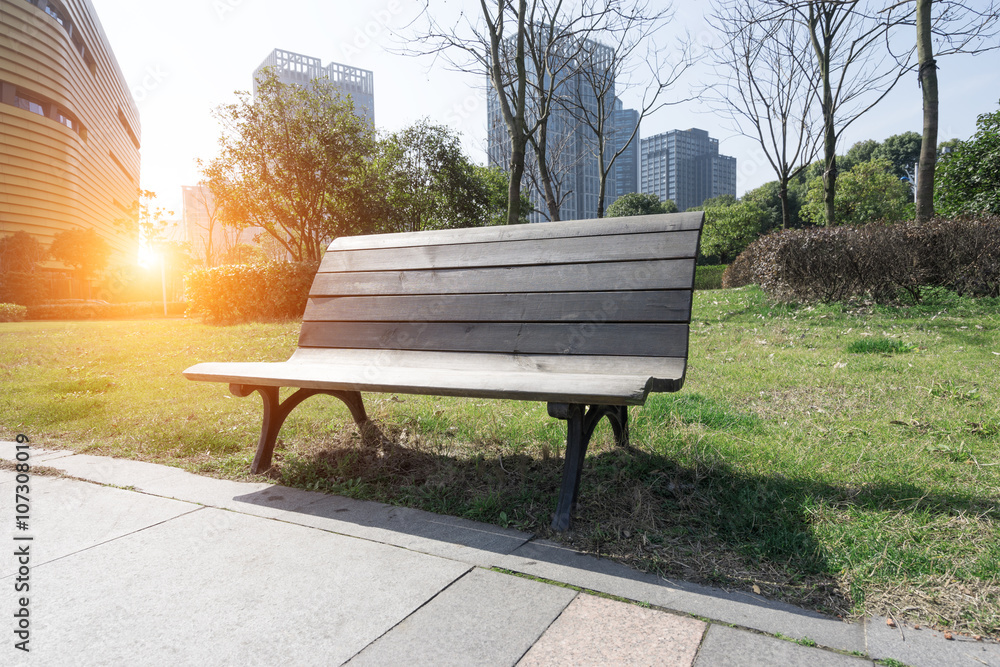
[2,286,998,635]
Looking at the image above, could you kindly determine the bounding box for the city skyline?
[87,0,1000,217]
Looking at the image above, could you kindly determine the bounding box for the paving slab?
[0,475,198,578]
[518,592,707,666]
[4,502,471,666]
[25,452,189,488]
[865,616,1000,667]
[269,491,533,567]
[694,624,873,666]
[347,567,577,666]
[498,539,865,654]
[130,468,323,517]
[0,442,75,464]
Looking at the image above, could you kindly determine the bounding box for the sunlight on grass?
[1,290,998,635]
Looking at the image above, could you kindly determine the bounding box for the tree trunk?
[779,180,791,229]
[507,137,527,226]
[915,0,938,223]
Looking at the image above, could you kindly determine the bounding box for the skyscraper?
[253,49,374,124]
[610,98,640,206]
[487,34,638,222]
[640,128,737,212]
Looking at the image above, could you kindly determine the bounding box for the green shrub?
[184,262,318,324]
[724,216,1000,303]
[0,271,50,306]
[0,303,28,322]
[694,265,726,290]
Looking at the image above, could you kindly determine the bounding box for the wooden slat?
[298,322,688,357]
[319,230,701,273]
[287,347,686,380]
[184,360,652,405]
[328,212,705,251]
[303,291,691,324]
[309,259,695,297]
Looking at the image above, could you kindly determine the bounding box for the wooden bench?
[183,211,704,530]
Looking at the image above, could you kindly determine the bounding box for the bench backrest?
[300,212,703,369]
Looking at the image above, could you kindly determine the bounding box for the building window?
[43,1,67,27]
[15,91,46,116]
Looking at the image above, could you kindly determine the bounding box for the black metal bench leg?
[551,404,586,532]
[607,405,630,448]
[548,403,629,531]
[230,385,370,474]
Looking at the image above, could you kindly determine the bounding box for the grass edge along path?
[0,286,998,637]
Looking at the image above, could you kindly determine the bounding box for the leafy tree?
[474,165,533,225]
[49,228,112,281]
[935,104,1000,216]
[743,180,806,231]
[605,193,676,217]
[698,194,738,209]
[801,157,912,226]
[874,131,922,178]
[844,139,880,168]
[698,199,769,263]
[0,231,46,274]
[373,120,490,233]
[0,232,48,305]
[204,70,375,262]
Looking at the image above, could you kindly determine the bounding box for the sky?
[87,0,1000,218]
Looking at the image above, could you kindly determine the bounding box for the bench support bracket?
[547,403,629,532]
[229,384,370,474]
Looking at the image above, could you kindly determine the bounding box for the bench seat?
[185,349,687,405]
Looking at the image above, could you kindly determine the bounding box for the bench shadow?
[229,435,998,617]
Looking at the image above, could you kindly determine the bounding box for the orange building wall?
[0,0,140,286]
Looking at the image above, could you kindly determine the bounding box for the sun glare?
[137,243,158,269]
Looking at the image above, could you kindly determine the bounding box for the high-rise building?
[253,48,374,124]
[487,34,637,222]
[640,128,737,212]
[0,0,140,299]
[609,98,640,206]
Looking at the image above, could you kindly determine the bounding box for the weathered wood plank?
[285,347,686,383]
[319,230,701,273]
[297,322,688,357]
[309,259,695,297]
[328,212,705,251]
[303,291,692,324]
[183,360,655,405]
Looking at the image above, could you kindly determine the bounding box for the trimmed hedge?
[27,301,187,320]
[0,303,28,322]
[184,262,318,324]
[722,216,1000,303]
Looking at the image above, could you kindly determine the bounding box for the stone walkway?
[1,443,996,666]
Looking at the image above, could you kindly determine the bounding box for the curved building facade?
[0,0,139,298]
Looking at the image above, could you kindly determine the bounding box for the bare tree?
[707,0,821,228]
[184,183,242,267]
[882,0,1000,221]
[561,2,693,218]
[766,0,912,226]
[406,1,532,226]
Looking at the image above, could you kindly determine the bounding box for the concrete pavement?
[1,442,996,666]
